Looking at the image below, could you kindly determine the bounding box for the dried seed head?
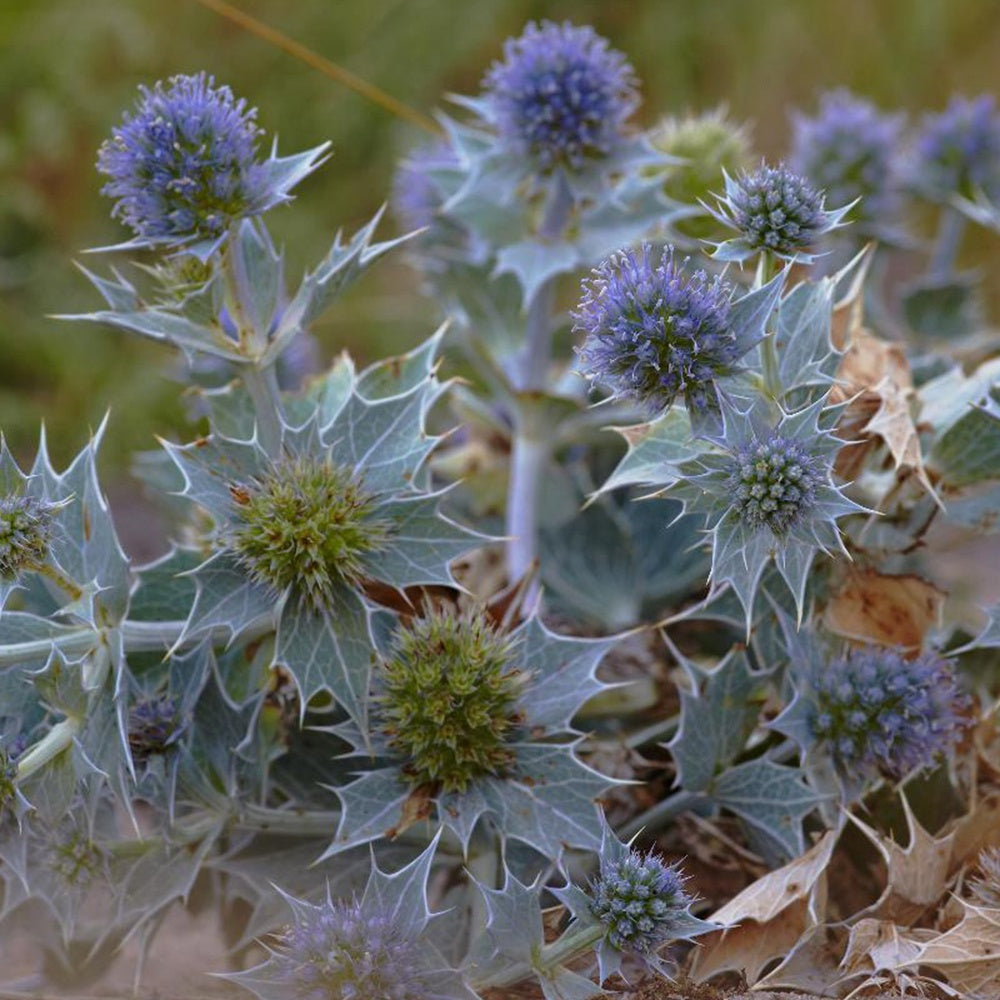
[0,494,59,579]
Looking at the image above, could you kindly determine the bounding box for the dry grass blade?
[189,0,442,135]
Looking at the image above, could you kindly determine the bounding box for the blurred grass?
[2,0,1000,471]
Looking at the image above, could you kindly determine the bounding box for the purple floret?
[810,646,968,780]
[97,72,270,242]
[482,20,638,171]
[574,244,737,415]
[912,94,1000,202]
[791,89,904,233]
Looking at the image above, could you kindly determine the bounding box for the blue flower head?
[791,90,906,238]
[391,139,461,232]
[128,697,183,764]
[482,21,639,172]
[911,94,1000,202]
[574,245,744,418]
[808,646,968,781]
[98,73,328,250]
[590,849,691,954]
[710,161,852,263]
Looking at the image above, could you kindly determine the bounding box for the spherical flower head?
[728,433,823,534]
[378,609,523,794]
[229,456,390,610]
[0,494,57,579]
[651,108,752,238]
[269,897,432,1000]
[482,21,639,172]
[969,848,1000,909]
[128,697,182,764]
[97,72,270,243]
[912,95,1000,202]
[391,139,460,232]
[574,245,737,415]
[791,90,904,233]
[721,162,828,257]
[809,647,968,780]
[590,849,691,954]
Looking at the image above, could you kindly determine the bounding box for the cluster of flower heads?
[808,646,968,780]
[911,94,1000,202]
[482,20,639,171]
[378,608,523,794]
[590,848,692,954]
[712,162,835,259]
[728,433,822,534]
[97,72,270,243]
[0,494,57,579]
[790,89,904,235]
[574,244,739,416]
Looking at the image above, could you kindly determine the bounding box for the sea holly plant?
[3,21,1000,1000]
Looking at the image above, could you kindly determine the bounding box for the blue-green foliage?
[3,18,1000,1000]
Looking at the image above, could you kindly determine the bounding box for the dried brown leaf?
[823,568,946,650]
[849,795,955,924]
[841,918,928,976]
[689,832,837,984]
[753,924,853,994]
[915,901,1000,995]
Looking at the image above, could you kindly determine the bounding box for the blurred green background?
[2,0,999,476]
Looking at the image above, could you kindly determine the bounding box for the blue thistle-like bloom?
[809,647,968,781]
[482,20,639,172]
[710,161,852,262]
[911,94,1000,202]
[267,898,432,1000]
[574,245,740,416]
[391,140,460,232]
[728,433,823,534]
[790,90,905,237]
[97,73,271,244]
[590,849,692,954]
[0,494,57,579]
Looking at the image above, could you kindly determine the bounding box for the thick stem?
[242,363,285,458]
[504,431,549,589]
[518,279,557,392]
[119,614,276,654]
[929,206,966,280]
[619,788,703,840]
[0,627,96,667]
[16,717,82,780]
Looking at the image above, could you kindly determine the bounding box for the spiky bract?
[590,849,691,954]
[379,609,522,793]
[128,697,183,764]
[791,90,905,235]
[969,847,1000,908]
[482,20,638,172]
[97,72,269,243]
[728,433,822,534]
[912,94,1000,202]
[230,457,390,610]
[0,494,57,579]
[574,245,738,415]
[267,898,432,1000]
[809,647,967,780]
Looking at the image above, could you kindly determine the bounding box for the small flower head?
[229,457,390,610]
[969,847,1000,908]
[378,609,523,793]
[128,697,183,764]
[651,108,752,238]
[911,94,1000,202]
[591,848,692,954]
[391,139,460,232]
[0,739,19,809]
[809,647,968,780]
[728,433,823,534]
[269,897,432,1000]
[711,161,851,262]
[482,20,639,172]
[574,245,739,416]
[51,832,104,888]
[97,72,270,244]
[0,494,58,579]
[791,90,905,235]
